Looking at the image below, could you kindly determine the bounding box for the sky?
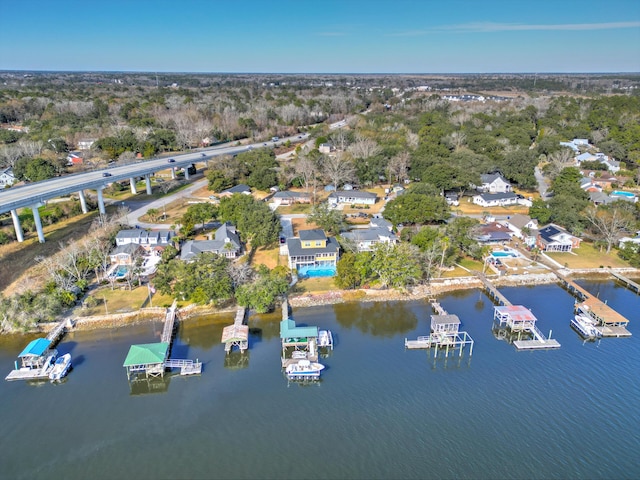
[1,0,639,73]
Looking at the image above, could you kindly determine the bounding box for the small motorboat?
[318,330,334,349]
[285,359,325,380]
[571,314,601,340]
[49,353,72,381]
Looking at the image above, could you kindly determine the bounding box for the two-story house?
[285,229,340,271]
[536,224,581,253]
[115,229,175,253]
[0,167,16,188]
[180,223,243,261]
[478,173,512,193]
[341,217,397,252]
[502,214,538,247]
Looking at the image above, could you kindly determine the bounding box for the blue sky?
[1,0,639,73]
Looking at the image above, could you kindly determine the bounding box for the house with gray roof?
[109,243,144,265]
[115,229,175,252]
[285,229,340,270]
[478,173,511,193]
[271,190,311,207]
[0,167,16,188]
[328,190,377,206]
[180,223,242,261]
[341,225,398,252]
[472,192,519,207]
[219,184,251,198]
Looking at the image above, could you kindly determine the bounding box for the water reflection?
[224,351,249,369]
[129,376,171,396]
[333,301,418,337]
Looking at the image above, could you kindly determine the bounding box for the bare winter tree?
[227,262,254,287]
[328,129,349,152]
[406,131,419,150]
[294,153,321,203]
[347,137,382,159]
[584,204,636,253]
[549,148,574,166]
[0,145,22,168]
[17,139,44,158]
[322,152,355,190]
[388,151,410,184]
[447,131,467,151]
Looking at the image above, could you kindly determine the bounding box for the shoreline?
[10,267,640,336]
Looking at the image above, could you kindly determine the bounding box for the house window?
[315,241,322,247]
[303,242,311,247]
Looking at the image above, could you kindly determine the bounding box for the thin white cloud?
[390,21,640,36]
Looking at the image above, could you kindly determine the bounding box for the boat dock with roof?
[555,272,631,337]
[221,306,249,354]
[405,300,474,358]
[5,318,74,381]
[123,300,201,380]
[493,305,561,350]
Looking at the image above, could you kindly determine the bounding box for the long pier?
[221,306,249,354]
[554,272,631,337]
[609,270,640,294]
[160,300,178,345]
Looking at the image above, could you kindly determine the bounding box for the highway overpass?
[0,134,308,243]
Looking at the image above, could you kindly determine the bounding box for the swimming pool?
[491,251,517,258]
[111,265,129,278]
[611,190,636,199]
[297,265,337,278]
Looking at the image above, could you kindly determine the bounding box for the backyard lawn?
[546,242,630,269]
[296,276,336,293]
[77,286,151,316]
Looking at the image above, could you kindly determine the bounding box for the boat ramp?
[5,318,75,381]
[405,300,474,358]
[123,300,202,380]
[555,272,632,338]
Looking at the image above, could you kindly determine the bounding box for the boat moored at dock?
[571,314,602,340]
[49,353,72,381]
[285,359,325,380]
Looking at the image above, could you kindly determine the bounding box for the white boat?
[285,359,325,380]
[571,314,601,340]
[49,353,72,381]
[318,330,334,349]
[291,350,307,360]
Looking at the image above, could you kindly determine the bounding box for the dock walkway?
[555,272,631,337]
[160,300,178,344]
[475,273,512,306]
[609,270,640,294]
[221,306,249,354]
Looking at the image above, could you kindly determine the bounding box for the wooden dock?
[221,306,248,353]
[5,365,53,381]
[160,300,178,345]
[475,273,512,306]
[609,270,640,294]
[555,272,632,337]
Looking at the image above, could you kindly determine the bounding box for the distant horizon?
[3,70,640,76]
[1,0,639,73]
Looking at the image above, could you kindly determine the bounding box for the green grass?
[276,204,313,215]
[458,258,485,272]
[296,276,336,293]
[546,241,630,269]
[78,286,151,316]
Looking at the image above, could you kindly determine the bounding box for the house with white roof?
[341,218,398,252]
[115,229,175,252]
[328,190,377,206]
[473,192,519,207]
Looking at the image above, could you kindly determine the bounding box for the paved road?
[534,166,550,199]
[125,178,210,229]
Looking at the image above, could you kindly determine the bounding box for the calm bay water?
[0,280,638,480]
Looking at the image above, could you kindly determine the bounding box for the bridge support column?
[11,209,24,243]
[97,188,106,215]
[78,189,88,214]
[32,205,45,243]
[130,177,138,194]
[170,167,176,180]
[145,175,152,195]
[184,167,191,180]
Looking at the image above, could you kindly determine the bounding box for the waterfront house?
[180,223,242,261]
[109,243,144,265]
[328,190,377,207]
[115,229,175,252]
[478,173,512,193]
[473,222,513,244]
[503,214,538,246]
[536,224,581,252]
[0,167,16,188]
[619,231,640,248]
[341,224,398,252]
[285,229,339,270]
